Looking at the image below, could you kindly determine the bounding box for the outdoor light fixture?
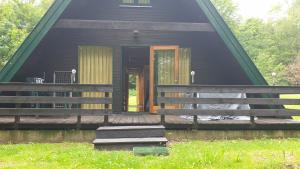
[191,71,196,84]
[133,30,139,38]
[71,69,77,83]
[271,72,277,86]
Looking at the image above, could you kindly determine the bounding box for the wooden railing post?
[193,92,198,127]
[14,91,21,130]
[14,116,20,130]
[160,91,166,125]
[104,92,110,126]
[76,116,81,129]
[250,116,255,125]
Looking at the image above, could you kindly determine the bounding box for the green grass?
[1,139,300,169]
[280,94,300,120]
[128,96,137,112]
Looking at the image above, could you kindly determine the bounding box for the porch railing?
[1,83,300,128]
[0,83,113,128]
[156,85,300,124]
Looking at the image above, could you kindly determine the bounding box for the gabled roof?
[0,0,268,85]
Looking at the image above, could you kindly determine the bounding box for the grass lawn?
[128,96,137,112]
[1,139,300,169]
[281,94,300,120]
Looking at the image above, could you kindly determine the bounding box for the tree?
[213,0,300,85]
[287,57,300,85]
[211,0,240,30]
[0,0,53,69]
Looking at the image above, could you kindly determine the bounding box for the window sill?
[119,5,152,8]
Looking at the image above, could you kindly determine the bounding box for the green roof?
[0,0,268,85]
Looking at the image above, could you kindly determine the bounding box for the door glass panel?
[154,49,177,109]
[150,46,191,112]
[156,50,176,85]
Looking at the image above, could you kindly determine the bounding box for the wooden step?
[96,125,165,139]
[93,137,168,150]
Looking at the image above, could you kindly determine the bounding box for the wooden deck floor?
[1,115,300,130]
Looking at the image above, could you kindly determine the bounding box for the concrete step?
[93,137,168,150]
[96,125,165,139]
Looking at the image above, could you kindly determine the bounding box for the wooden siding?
[13,29,251,83]
[60,0,208,23]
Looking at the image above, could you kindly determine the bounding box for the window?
[120,0,151,7]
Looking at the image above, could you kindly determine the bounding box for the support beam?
[112,46,123,112]
[55,19,215,32]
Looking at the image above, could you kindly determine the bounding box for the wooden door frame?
[149,45,179,113]
[136,69,145,112]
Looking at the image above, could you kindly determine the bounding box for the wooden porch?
[0,115,300,130]
[0,83,299,130]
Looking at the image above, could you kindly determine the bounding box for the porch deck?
[0,115,300,130]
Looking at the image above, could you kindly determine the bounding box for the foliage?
[0,0,53,69]
[129,74,137,89]
[280,94,300,120]
[213,0,300,85]
[287,57,300,85]
[1,139,300,168]
[211,0,240,29]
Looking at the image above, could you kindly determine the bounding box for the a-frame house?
[0,0,268,113]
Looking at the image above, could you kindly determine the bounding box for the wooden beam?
[158,109,300,117]
[55,19,215,32]
[0,83,113,92]
[0,96,112,104]
[157,97,300,105]
[157,85,300,94]
[0,109,153,116]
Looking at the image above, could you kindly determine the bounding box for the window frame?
[120,0,152,8]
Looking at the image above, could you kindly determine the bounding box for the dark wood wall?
[13,29,251,84]
[12,0,252,111]
[60,0,209,23]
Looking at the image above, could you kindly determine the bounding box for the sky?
[233,0,291,20]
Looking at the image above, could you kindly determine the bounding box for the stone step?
[96,125,165,139]
[93,137,168,150]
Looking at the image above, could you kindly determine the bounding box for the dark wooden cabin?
[0,0,268,113]
[0,0,300,134]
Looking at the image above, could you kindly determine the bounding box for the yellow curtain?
[178,48,191,108]
[156,48,191,108]
[138,0,150,5]
[122,0,134,4]
[157,50,176,85]
[79,46,113,109]
[156,50,177,108]
[156,48,191,85]
[179,48,191,85]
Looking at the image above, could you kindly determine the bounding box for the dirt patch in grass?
[0,161,16,167]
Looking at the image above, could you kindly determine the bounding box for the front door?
[149,46,191,113]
